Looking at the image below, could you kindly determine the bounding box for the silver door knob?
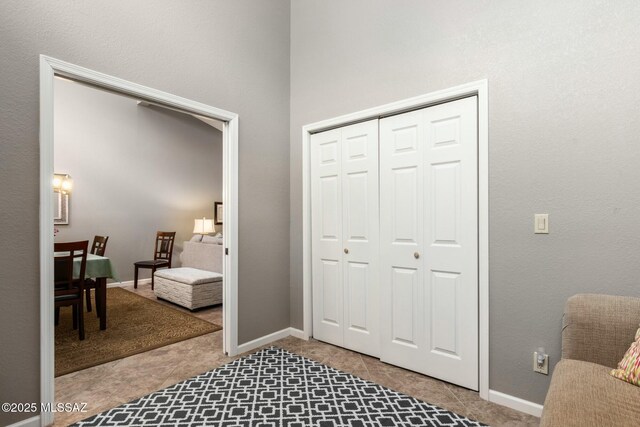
[344,248,349,254]
[414,252,420,259]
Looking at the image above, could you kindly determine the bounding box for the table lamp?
[193,217,215,235]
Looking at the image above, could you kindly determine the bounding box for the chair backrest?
[54,241,88,295]
[91,235,109,256]
[154,231,176,265]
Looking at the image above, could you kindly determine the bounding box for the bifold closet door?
[379,96,479,390]
[311,119,380,357]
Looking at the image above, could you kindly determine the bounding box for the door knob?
[414,252,420,259]
[344,248,349,254]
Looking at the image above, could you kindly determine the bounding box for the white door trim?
[39,55,240,427]
[302,79,489,399]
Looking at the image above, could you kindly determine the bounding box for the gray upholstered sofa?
[153,241,223,310]
[540,294,640,426]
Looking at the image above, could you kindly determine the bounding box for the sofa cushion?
[202,235,223,245]
[562,294,640,368]
[154,267,222,286]
[541,359,640,427]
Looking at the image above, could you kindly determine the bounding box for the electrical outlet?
[533,351,549,375]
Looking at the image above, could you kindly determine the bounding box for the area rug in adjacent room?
[73,347,485,427]
[56,287,221,376]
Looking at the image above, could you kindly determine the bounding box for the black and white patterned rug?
[73,347,484,426]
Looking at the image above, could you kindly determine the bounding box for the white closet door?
[311,129,344,347]
[311,120,380,356]
[379,109,426,368]
[380,97,479,390]
[341,120,380,357]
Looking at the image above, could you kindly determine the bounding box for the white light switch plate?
[534,214,549,234]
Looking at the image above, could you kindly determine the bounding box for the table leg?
[98,277,107,330]
[96,286,102,318]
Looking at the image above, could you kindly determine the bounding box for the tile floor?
[54,284,539,426]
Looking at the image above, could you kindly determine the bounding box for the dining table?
[54,252,118,330]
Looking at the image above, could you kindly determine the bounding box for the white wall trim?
[223,116,240,358]
[488,390,543,418]
[237,327,308,354]
[236,328,293,354]
[301,80,490,399]
[477,80,490,402]
[39,55,240,427]
[106,279,152,288]
[6,415,41,427]
[289,327,307,340]
[38,55,56,427]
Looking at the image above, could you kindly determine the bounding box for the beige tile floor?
[54,284,539,426]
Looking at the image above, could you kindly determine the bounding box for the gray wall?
[289,0,640,404]
[0,1,290,424]
[3,2,640,424]
[54,77,221,282]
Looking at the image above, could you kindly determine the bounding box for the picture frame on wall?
[214,201,223,225]
[54,192,69,225]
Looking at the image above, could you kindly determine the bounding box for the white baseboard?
[488,389,543,418]
[289,327,307,340]
[6,415,40,427]
[236,327,309,355]
[236,327,293,354]
[107,278,152,288]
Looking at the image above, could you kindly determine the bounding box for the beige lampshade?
[193,217,215,234]
[53,173,73,194]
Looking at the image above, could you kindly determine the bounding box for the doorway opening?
[40,55,239,426]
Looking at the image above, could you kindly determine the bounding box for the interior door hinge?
[225,247,229,255]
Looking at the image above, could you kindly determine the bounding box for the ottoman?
[154,267,223,310]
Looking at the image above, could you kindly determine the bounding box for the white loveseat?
[153,241,223,310]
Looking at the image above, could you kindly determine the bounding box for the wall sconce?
[193,217,215,235]
[52,174,73,194]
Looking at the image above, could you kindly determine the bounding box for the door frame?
[301,79,489,399]
[39,55,239,426]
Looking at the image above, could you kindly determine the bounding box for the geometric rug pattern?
[73,347,485,426]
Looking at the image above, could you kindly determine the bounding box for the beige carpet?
[55,287,221,377]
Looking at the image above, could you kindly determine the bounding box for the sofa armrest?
[562,294,640,368]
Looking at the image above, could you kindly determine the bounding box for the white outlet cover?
[533,351,549,375]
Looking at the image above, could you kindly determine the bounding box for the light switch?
[534,214,549,234]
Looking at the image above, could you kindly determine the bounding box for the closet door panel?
[380,97,478,390]
[390,266,419,346]
[311,129,344,347]
[423,97,478,389]
[341,120,380,357]
[380,110,425,370]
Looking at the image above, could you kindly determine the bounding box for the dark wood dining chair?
[134,231,176,290]
[85,235,109,313]
[54,240,88,340]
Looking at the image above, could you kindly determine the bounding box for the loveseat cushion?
[154,267,222,286]
[562,294,640,368]
[541,359,640,427]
